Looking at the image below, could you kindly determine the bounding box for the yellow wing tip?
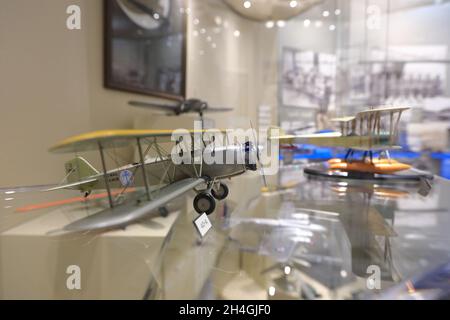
[49,128,229,153]
[49,129,174,153]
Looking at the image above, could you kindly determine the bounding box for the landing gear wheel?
[193,193,216,215]
[159,207,169,218]
[211,183,229,200]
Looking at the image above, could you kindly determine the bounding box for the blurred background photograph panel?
[1,0,450,301]
[105,0,187,99]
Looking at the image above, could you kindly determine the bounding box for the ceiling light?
[214,16,223,25]
[153,13,160,20]
[225,0,313,21]
[268,286,276,296]
[193,30,199,37]
[233,30,241,37]
[193,18,199,25]
[315,20,323,28]
[200,28,206,34]
[284,266,292,275]
[329,24,336,31]
[5,191,15,195]
[323,10,330,17]
[335,9,341,15]
[243,1,251,9]
[303,19,311,27]
[277,20,286,28]
[265,20,275,28]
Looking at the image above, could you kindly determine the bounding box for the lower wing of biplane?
[62,178,205,232]
[268,130,398,151]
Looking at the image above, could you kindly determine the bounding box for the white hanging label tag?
[193,213,212,238]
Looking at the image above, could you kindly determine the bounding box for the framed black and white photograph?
[280,47,336,110]
[104,0,187,100]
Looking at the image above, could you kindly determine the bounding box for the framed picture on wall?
[104,0,187,100]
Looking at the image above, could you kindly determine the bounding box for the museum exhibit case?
[1,0,450,300]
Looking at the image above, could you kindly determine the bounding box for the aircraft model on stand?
[9,128,263,233]
[129,98,233,119]
[270,106,432,182]
[129,98,234,130]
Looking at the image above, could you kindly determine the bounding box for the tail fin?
[65,157,99,184]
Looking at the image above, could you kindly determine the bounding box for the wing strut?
[98,141,114,208]
[137,138,151,201]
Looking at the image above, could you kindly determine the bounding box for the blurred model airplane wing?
[129,98,233,116]
[49,128,217,153]
[269,131,395,150]
[202,107,234,113]
[63,177,205,232]
[15,189,137,213]
[129,100,180,115]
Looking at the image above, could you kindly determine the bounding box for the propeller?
[250,121,268,189]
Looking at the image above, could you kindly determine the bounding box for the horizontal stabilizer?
[0,184,61,193]
[44,178,98,192]
[63,178,205,232]
[271,132,342,140]
[330,116,356,122]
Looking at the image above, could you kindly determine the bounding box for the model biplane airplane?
[19,128,260,232]
[270,106,426,181]
[129,98,233,118]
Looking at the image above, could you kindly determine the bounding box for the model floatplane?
[31,128,260,232]
[270,106,423,180]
